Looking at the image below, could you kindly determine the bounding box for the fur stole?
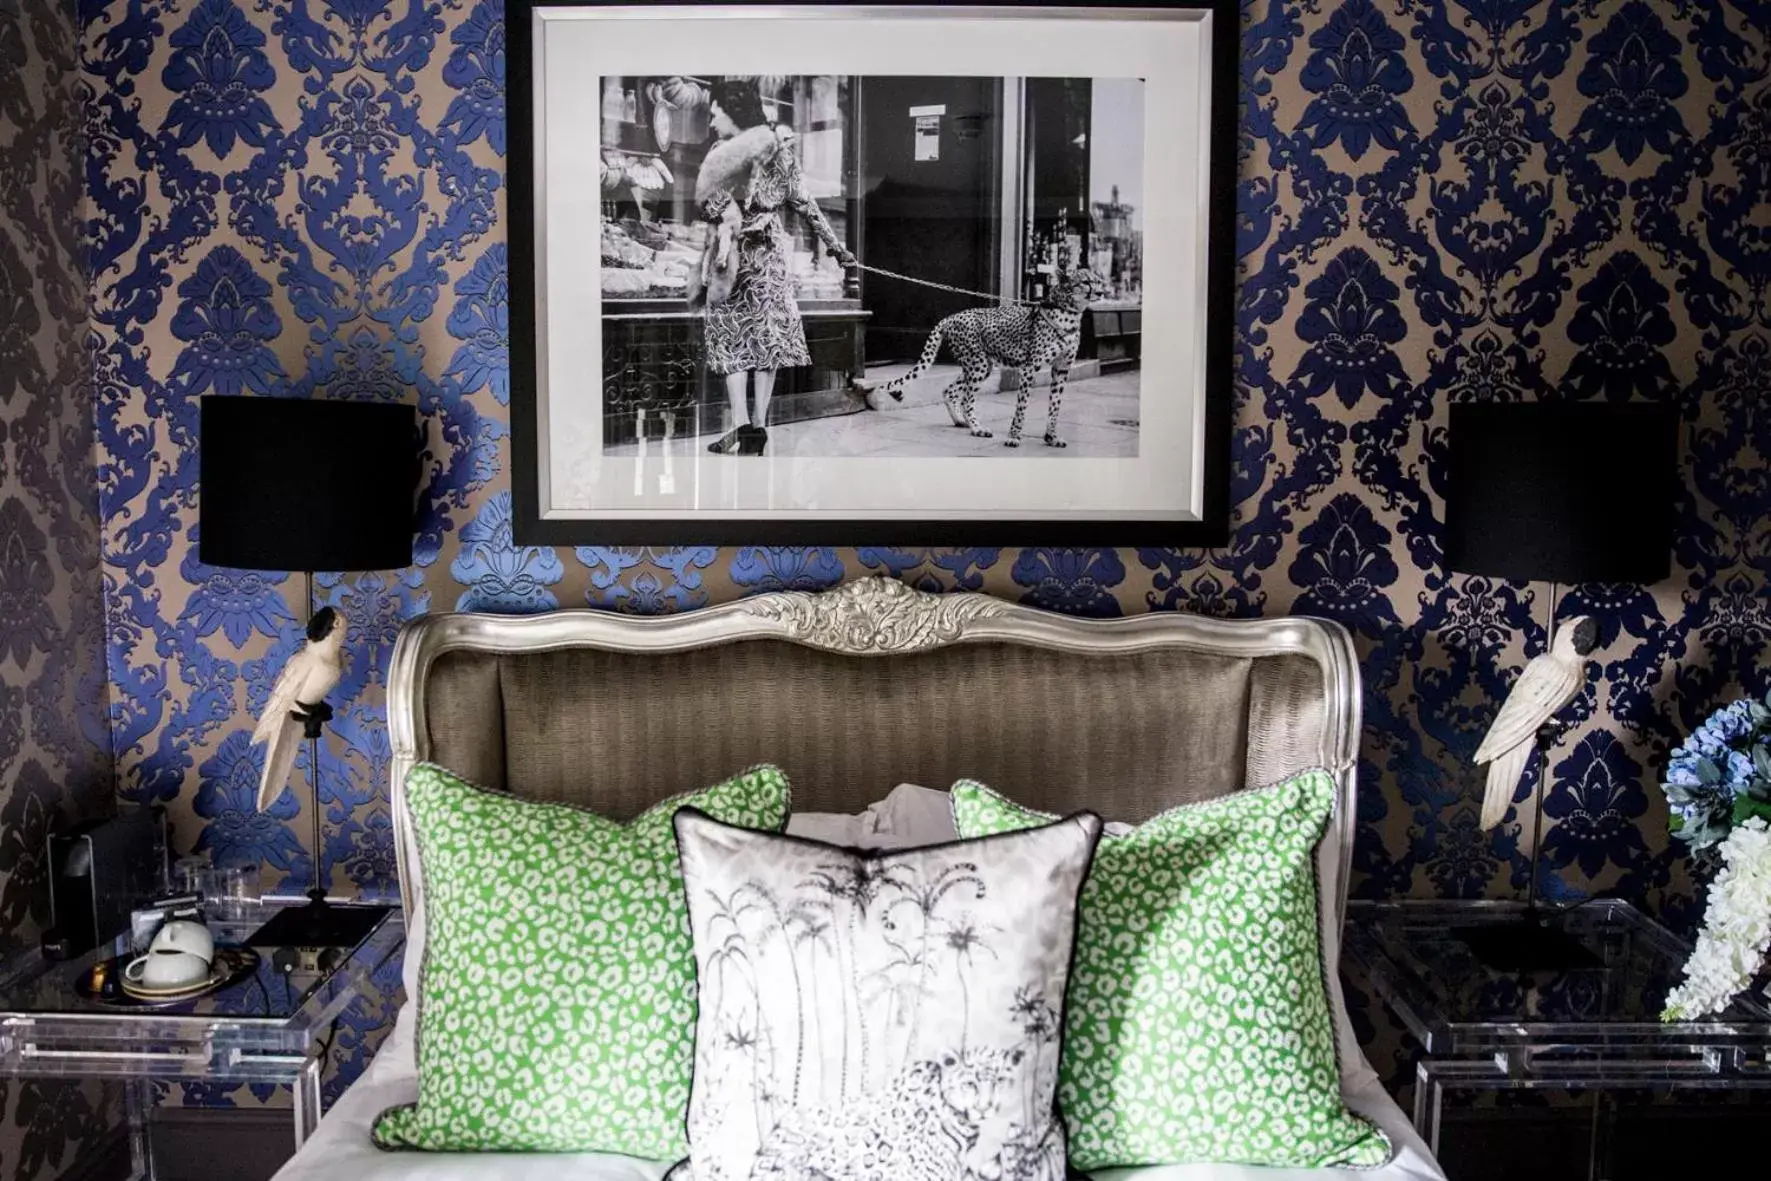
[695,124,792,205]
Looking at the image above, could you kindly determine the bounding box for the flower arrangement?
[1662,819,1771,1022]
[1663,693,1771,851]
[1660,689,1771,1021]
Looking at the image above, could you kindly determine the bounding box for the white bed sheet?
[274,1006,1444,1181]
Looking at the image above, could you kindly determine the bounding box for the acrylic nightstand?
[0,900,402,1179]
[1342,899,1771,1161]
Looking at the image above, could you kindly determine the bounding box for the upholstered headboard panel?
[420,642,1324,821]
[387,580,1361,921]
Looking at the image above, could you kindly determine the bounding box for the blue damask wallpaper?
[2,0,119,1172]
[77,0,1769,1114]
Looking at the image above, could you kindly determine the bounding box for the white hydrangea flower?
[1663,818,1771,1022]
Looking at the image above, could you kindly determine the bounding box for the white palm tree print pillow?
[670,807,1102,1181]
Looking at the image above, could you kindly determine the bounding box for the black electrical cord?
[314,1015,341,1065]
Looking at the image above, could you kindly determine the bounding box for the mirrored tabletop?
[0,901,403,1067]
[1343,899,1771,1055]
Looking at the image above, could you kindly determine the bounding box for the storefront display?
[1092,185,1142,302]
[598,75,864,446]
[599,75,856,305]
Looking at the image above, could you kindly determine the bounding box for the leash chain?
[856,263,1038,307]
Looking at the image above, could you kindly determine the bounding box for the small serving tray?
[75,947,260,1008]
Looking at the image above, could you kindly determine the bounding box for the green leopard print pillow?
[372,762,790,1156]
[952,770,1391,1171]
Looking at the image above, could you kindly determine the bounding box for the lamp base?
[247,897,389,950]
[1456,910,1602,973]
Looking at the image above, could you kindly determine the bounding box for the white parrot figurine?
[1475,615,1599,834]
[253,607,348,811]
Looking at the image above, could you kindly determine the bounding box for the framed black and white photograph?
[509,2,1236,543]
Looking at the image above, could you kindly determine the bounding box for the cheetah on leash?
[855,270,1109,448]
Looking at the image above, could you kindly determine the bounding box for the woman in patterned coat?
[695,78,857,455]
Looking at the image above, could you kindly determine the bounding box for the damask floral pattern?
[160,0,278,155]
[449,491,562,612]
[1542,731,1652,883]
[444,244,510,404]
[1563,252,1682,402]
[67,0,1771,1122]
[577,546,721,613]
[1575,1,1690,165]
[3,0,117,1173]
[0,238,44,405]
[1293,247,1412,408]
[1297,0,1414,160]
[192,729,305,871]
[0,499,56,667]
[167,245,286,397]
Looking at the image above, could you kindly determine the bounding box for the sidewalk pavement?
[657,362,1141,459]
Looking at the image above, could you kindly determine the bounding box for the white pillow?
[783,810,872,846]
[784,782,959,849]
[672,807,1102,1181]
[867,782,958,845]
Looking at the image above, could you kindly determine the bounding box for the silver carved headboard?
[385,579,1362,925]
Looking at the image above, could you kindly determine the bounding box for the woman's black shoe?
[740,425,769,455]
[707,426,750,455]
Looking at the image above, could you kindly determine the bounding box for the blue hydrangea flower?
[1663,690,1771,852]
[1693,700,1762,754]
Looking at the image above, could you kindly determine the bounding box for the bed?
[274,578,1445,1181]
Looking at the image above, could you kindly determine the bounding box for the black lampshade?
[199,396,417,573]
[1444,402,1677,584]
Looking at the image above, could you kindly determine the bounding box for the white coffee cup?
[124,948,211,989]
[150,920,214,964]
[124,920,215,990]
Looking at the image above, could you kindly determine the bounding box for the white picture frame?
[508,2,1237,544]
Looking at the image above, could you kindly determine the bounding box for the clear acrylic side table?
[0,901,403,1180]
[1342,899,1771,1158]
